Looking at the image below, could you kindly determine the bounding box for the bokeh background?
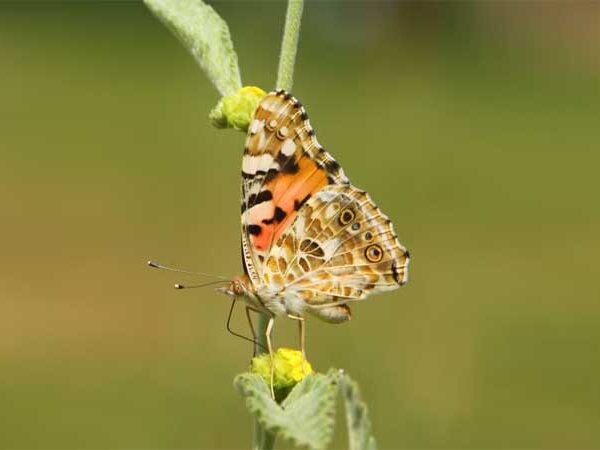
[2,1,600,448]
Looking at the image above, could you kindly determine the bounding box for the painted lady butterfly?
[219,90,410,369]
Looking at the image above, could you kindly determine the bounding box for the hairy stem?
[254,1,304,447]
[276,0,304,92]
[253,313,276,449]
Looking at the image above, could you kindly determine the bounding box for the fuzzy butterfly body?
[229,90,409,323]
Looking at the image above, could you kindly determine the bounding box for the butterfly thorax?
[220,274,307,318]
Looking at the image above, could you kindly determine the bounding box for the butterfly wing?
[262,183,410,321]
[240,91,410,323]
[241,91,349,286]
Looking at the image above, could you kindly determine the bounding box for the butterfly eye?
[363,231,373,241]
[233,281,242,295]
[365,244,384,263]
[339,208,355,225]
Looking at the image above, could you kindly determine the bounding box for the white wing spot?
[281,138,296,156]
[277,126,289,140]
[242,153,274,175]
[267,119,278,131]
[325,203,341,219]
[249,119,264,135]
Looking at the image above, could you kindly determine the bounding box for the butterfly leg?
[265,316,276,399]
[226,300,264,352]
[287,314,307,375]
[245,307,258,357]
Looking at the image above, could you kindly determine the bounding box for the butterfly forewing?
[241,91,349,284]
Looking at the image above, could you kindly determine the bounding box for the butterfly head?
[216,274,254,298]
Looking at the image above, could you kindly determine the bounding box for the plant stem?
[253,313,276,450]
[253,2,304,448]
[276,0,304,92]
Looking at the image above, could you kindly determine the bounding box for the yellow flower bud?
[209,86,267,132]
[251,348,313,391]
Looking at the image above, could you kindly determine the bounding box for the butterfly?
[219,90,410,391]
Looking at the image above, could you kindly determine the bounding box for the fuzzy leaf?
[339,371,377,450]
[234,372,338,450]
[144,0,242,95]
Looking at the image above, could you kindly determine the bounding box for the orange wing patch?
[241,90,349,283]
[249,157,328,252]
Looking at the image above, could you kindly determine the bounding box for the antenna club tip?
[148,260,159,268]
[174,284,184,289]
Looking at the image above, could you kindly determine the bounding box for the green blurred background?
[1,1,599,448]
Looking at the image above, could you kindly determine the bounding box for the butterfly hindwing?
[262,184,409,314]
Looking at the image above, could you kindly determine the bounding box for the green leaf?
[338,371,377,450]
[234,372,338,450]
[144,0,242,96]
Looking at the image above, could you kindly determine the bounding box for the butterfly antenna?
[147,260,228,280]
[174,280,229,289]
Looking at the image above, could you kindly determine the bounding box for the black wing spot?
[282,160,300,174]
[300,111,308,121]
[294,193,311,211]
[325,159,341,174]
[262,207,287,225]
[275,152,288,166]
[391,261,399,283]
[247,190,273,210]
[307,128,315,136]
[248,225,261,236]
[264,168,280,183]
[276,152,300,174]
[274,206,287,222]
